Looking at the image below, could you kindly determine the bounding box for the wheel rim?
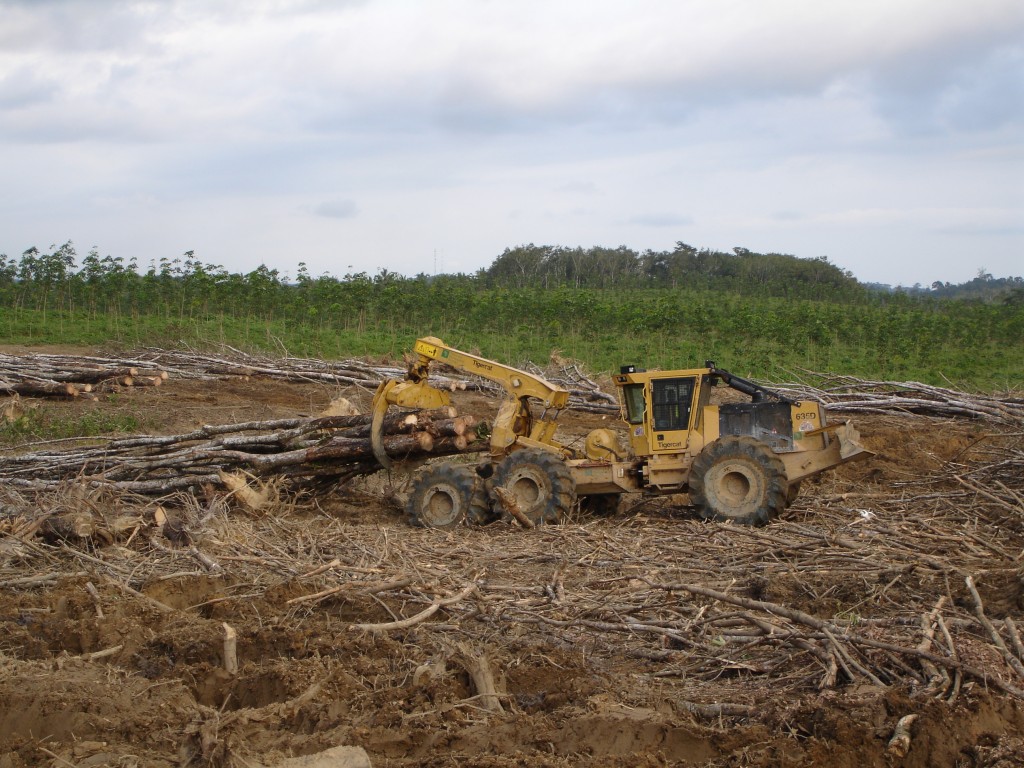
[708,460,761,517]
[420,484,461,527]
[502,467,552,523]
[510,475,543,506]
[719,467,752,506]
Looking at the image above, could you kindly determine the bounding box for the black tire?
[578,493,622,517]
[689,436,788,526]
[492,448,575,525]
[407,464,482,529]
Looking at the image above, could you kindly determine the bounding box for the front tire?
[492,449,575,525]
[407,464,483,529]
[689,436,788,526]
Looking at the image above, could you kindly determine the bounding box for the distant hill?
[479,243,862,300]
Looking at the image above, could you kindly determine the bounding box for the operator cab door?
[623,376,697,456]
[650,377,696,453]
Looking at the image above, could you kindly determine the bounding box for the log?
[917,598,949,694]
[350,583,477,632]
[452,642,504,712]
[493,486,535,529]
[305,431,434,462]
[44,367,139,384]
[0,378,79,397]
[78,645,123,662]
[887,714,919,758]
[85,581,105,619]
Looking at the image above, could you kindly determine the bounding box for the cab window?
[623,384,646,424]
[652,378,694,431]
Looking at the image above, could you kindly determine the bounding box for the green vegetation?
[0,407,140,443]
[1,241,1022,390]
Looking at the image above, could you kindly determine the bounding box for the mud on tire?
[689,436,788,526]
[492,448,576,525]
[407,464,488,529]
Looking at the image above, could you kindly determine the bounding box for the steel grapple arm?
[370,337,572,467]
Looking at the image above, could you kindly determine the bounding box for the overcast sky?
[1,0,1021,287]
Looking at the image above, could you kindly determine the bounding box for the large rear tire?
[407,464,484,529]
[492,449,575,525]
[689,436,788,526]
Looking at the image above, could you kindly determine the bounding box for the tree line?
[481,243,863,299]
[0,240,1021,389]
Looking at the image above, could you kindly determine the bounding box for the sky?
[0,0,1022,287]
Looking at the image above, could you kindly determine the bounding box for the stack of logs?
[0,349,621,414]
[0,353,167,399]
[0,407,481,494]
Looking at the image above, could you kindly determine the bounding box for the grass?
[0,407,141,445]
[1,302,1021,391]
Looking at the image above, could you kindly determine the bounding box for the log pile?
[0,353,168,399]
[3,348,1020,426]
[0,347,617,413]
[0,408,482,493]
[774,372,1024,425]
[132,346,619,413]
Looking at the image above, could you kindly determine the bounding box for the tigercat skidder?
[371,337,872,528]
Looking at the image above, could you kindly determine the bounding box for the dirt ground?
[1,357,1023,768]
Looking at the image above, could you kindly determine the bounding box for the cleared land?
[1,349,1022,768]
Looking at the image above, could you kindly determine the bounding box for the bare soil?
[1,360,1023,768]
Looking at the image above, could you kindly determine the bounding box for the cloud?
[311,200,358,219]
[3,0,1021,143]
[0,66,60,111]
